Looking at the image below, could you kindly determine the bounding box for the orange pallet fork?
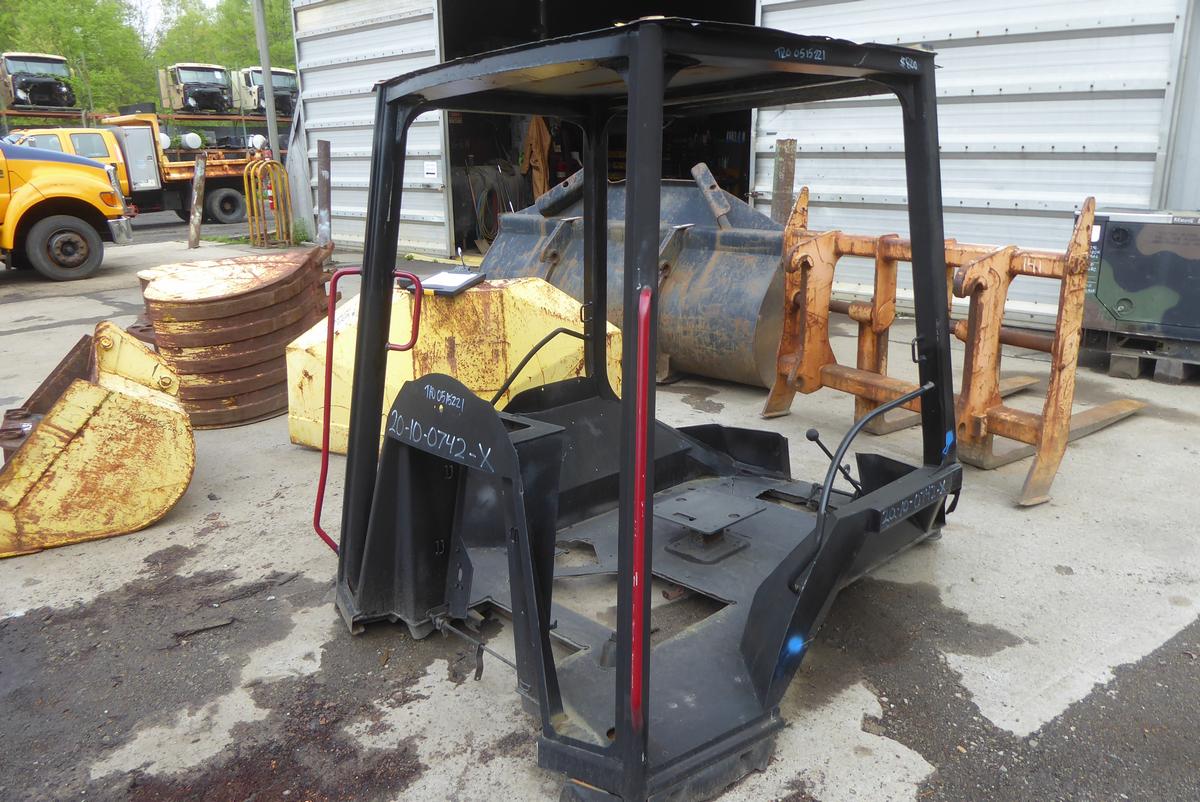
[764,192,1144,505]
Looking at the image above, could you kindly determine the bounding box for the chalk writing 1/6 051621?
[424,383,466,412]
[387,409,494,472]
[773,46,826,62]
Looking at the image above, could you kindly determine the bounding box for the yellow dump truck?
[0,140,132,280]
[11,114,261,223]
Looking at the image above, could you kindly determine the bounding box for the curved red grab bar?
[313,268,423,553]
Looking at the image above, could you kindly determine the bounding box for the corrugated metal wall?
[291,0,451,254]
[754,0,1194,320]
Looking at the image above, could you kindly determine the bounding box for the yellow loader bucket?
[287,277,623,454]
[0,322,196,558]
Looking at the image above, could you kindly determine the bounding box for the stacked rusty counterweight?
[138,245,330,428]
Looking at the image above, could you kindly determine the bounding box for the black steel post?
[615,24,664,800]
[897,70,957,467]
[339,95,412,584]
[583,112,611,393]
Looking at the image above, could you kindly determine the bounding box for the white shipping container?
[753,0,1197,321]
[290,0,451,254]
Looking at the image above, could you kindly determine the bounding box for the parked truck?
[158,63,233,114]
[0,141,132,280]
[11,113,261,223]
[233,67,298,116]
[0,53,77,109]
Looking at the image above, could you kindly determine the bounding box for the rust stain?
[140,248,329,428]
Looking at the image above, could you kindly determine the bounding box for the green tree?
[0,0,156,111]
[154,0,295,73]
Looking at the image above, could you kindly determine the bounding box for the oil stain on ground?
[658,383,725,413]
[0,544,467,802]
[0,544,297,801]
[793,576,1200,801]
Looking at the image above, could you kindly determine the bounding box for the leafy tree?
[0,0,296,113]
[154,0,295,73]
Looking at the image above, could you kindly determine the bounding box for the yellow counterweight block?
[287,277,623,454]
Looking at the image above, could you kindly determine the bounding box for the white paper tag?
[423,160,439,180]
[423,271,478,291]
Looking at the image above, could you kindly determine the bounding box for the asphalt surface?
[130,209,249,244]
[1,239,1198,801]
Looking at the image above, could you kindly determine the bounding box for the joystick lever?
[806,428,863,495]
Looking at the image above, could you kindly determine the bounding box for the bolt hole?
[606,727,616,741]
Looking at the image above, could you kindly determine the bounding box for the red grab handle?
[313,268,424,553]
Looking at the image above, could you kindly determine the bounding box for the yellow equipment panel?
[287,277,622,454]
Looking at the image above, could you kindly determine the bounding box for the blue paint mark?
[786,634,806,656]
[942,430,955,457]
[0,141,106,172]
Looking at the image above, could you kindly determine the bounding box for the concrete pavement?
[1,237,1197,801]
[130,209,252,245]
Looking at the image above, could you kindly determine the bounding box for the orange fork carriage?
[765,193,1144,506]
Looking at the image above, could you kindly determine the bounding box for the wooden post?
[769,139,797,225]
[187,152,207,249]
[316,139,332,245]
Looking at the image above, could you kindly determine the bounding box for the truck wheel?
[26,215,104,281]
[175,208,190,222]
[206,188,247,224]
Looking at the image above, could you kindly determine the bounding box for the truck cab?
[158,63,232,114]
[15,115,254,224]
[0,52,77,109]
[9,129,129,195]
[0,141,132,280]
[234,67,298,117]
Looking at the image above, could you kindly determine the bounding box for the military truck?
[0,53,77,109]
[233,67,298,117]
[158,63,233,114]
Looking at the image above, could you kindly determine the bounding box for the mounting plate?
[653,490,766,535]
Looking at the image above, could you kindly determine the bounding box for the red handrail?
[313,268,423,553]
[629,285,653,730]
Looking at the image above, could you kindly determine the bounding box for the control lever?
[805,428,862,495]
[433,614,517,681]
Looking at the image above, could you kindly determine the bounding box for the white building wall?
[754,0,1194,321]
[290,0,451,254]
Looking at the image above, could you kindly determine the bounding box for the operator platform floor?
[1,239,1198,801]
